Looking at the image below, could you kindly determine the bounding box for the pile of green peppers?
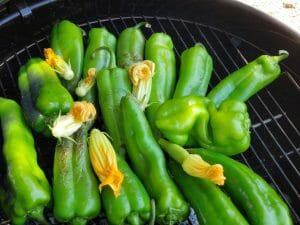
[0,18,293,225]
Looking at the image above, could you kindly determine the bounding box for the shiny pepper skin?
[0,97,51,225]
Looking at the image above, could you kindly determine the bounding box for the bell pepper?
[18,57,73,136]
[96,46,132,157]
[173,43,213,98]
[53,124,101,225]
[189,148,293,225]
[0,97,51,225]
[76,27,117,105]
[207,50,289,107]
[155,96,251,155]
[120,95,189,225]
[145,33,176,137]
[116,22,150,69]
[168,160,249,225]
[50,20,84,93]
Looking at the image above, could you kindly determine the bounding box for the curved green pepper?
[173,43,213,98]
[168,160,249,225]
[77,27,117,104]
[207,51,289,107]
[53,124,101,225]
[97,47,152,225]
[145,33,176,136]
[190,148,293,225]
[155,96,251,155]
[50,20,84,93]
[102,156,152,225]
[18,57,73,136]
[121,95,189,225]
[97,47,132,157]
[117,22,149,69]
[0,97,51,225]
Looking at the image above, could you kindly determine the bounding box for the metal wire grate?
[0,16,299,225]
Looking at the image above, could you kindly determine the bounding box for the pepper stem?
[91,46,116,68]
[158,138,189,164]
[148,199,156,225]
[275,50,289,62]
[28,207,50,225]
[134,22,152,29]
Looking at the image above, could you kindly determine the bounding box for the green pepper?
[0,97,51,225]
[96,46,132,157]
[117,22,150,69]
[207,50,289,107]
[145,33,176,136]
[76,27,117,104]
[189,148,293,225]
[18,57,73,136]
[155,96,251,155]
[173,43,213,98]
[50,20,84,93]
[168,160,249,225]
[102,156,152,225]
[96,48,153,225]
[120,94,189,225]
[53,124,101,225]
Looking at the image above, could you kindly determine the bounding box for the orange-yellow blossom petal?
[182,154,225,185]
[44,48,74,80]
[71,101,96,122]
[75,68,97,97]
[128,60,155,110]
[89,129,124,197]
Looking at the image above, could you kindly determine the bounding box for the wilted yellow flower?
[89,129,124,197]
[182,154,225,185]
[75,68,97,97]
[129,60,155,111]
[44,48,74,80]
[51,101,96,139]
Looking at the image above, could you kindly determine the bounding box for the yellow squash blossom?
[75,68,97,97]
[89,129,124,197]
[44,48,74,80]
[129,60,155,111]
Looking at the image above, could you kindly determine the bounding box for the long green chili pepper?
[189,148,293,225]
[97,46,132,157]
[96,47,153,225]
[168,160,249,225]
[53,124,101,225]
[207,50,289,107]
[0,97,51,225]
[145,32,176,137]
[117,22,150,69]
[173,43,213,97]
[50,20,84,93]
[121,94,189,225]
[77,27,117,105]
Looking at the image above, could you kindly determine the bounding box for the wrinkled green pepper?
[18,58,73,136]
[189,148,293,225]
[145,33,176,136]
[97,47,153,225]
[207,50,289,107]
[117,22,149,69]
[102,156,152,225]
[121,95,189,225]
[78,27,117,105]
[168,160,249,225]
[97,46,132,157]
[53,124,101,225]
[51,20,84,93]
[0,97,51,225]
[173,43,213,98]
[155,95,251,155]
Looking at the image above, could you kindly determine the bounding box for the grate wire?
[0,16,299,225]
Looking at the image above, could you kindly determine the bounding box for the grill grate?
[0,16,299,225]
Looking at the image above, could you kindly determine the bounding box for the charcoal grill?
[0,0,299,224]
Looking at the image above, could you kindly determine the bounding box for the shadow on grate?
[0,16,299,225]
